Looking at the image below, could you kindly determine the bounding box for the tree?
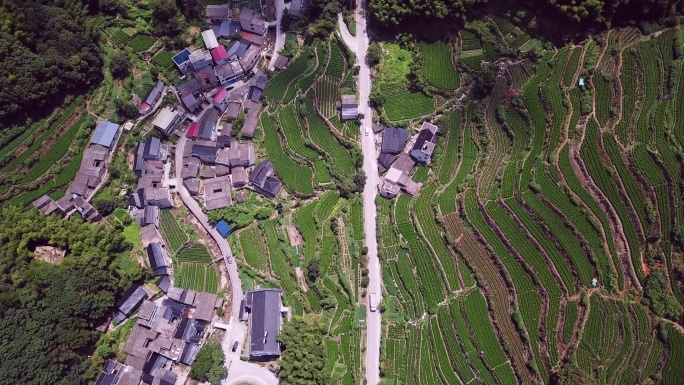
[0,3,103,123]
[190,341,227,383]
[278,317,326,385]
[255,207,274,220]
[280,9,293,31]
[369,88,386,107]
[93,198,117,216]
[472,66,497,99]
[307,258,320,282]
[151,0,178,22]
[115,98,138,121]
[99,0,126,15]
[150,0,183,37]
[0,206,133,385]
[110,51,130,79]
[177,0,204,20]
[367,42,382,67]
[354,171,367,190]
[642,270,683,319]
[552,361,597,385]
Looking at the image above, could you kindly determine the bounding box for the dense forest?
[0,0,103,125]
[369,0,684,31]
[0,207,138,385]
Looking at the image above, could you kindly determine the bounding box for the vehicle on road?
[365,128,369,136]
[369,293,378,312]
[232,341,239,352]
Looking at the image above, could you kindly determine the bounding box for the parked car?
[232,341,239,352]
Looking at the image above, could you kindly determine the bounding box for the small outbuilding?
[340,95,358,121]
[216,220,232,237]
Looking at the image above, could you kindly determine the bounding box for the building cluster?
[181,123,281,209]
[96,286,222,385]
[177,71,280,207]
[377,122,439,198]
[33,120,121,221]
[171,5,275,118]
[130,136,173,213]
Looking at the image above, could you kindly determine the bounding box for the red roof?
[187,122,200,138]
[213,87,227,103]
[240,32,264,46]
[139,102,151,112]
[211,45,229,63]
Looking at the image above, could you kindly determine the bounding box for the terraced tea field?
[377,20,684,385]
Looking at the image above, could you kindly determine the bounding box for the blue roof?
[91,120,119,148]
[173,48,191,65]
[216,220,232,237]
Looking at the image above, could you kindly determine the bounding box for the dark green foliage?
[552,361,598,385]
[278,317,327,385]
[0,1,103,124]
[150,0,184,37]
[642,270,683,319]
[110,51,131,79]
[368,42,382,67]
[307,258,320,282]
[177,0,205,20]
[369,0,683,30]
[0,206,135,385]
[369,88,386,107]
[190,341,228,383]
[115,98,139,121]
[370,0,475,26]
[98,0,126,15]
[472,66,497,99]
[288,0,344,40]
[280,8,294,31]
[93,198,119,216]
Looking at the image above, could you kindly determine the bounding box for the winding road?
[268,0,287,70]
[338,5,382,385]
[174,131,278,385]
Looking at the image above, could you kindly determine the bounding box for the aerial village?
[32,2,290,384]
[30,0,441,383]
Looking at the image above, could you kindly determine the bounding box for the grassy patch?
[379,43,412,83]
[123,222,142,250]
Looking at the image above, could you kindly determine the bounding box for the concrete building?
[239,8,266,35]
[201,29,219,49]
[91,120,120,148]
[152,107,185,137]
[244,289,284,360]
[409,122,439,164]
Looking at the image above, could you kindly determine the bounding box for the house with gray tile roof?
[245,288,283,360]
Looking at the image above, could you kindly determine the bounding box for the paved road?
[338,6,381,385]
[268,0,287,70]
[174,130,278,385]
